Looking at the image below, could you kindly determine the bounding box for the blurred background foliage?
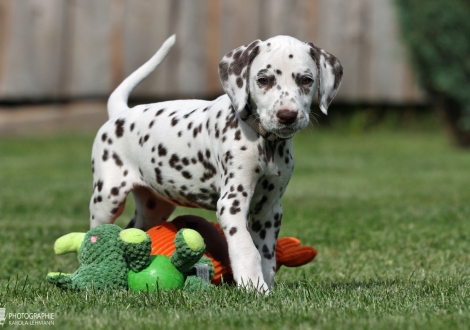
[395,0,470,147]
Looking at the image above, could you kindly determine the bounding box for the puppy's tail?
[107,35,176,118]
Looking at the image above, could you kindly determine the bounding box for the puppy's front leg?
[217,191,268,292]
[249,201,283,288]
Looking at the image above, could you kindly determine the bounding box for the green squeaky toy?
[46,224,213,291]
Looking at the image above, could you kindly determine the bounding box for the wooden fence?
[0,0,423,104]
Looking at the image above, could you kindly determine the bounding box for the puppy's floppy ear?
[218,40,261,112]
[307,43,343,115]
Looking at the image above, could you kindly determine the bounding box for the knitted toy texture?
[47,224,150,290]
[47,224,213,291]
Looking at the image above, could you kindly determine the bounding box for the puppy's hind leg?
[125,186,176,231]
[89,175,131,229]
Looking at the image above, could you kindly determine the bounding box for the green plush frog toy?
[46,224,213,291]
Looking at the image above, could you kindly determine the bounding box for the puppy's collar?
[239,104,291,142]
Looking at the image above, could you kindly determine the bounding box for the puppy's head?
[219,36,343,139]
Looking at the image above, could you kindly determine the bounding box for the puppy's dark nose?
[276,110,298,125]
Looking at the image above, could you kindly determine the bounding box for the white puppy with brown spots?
[90,34,342,293]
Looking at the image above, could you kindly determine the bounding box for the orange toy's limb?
[275,237,317,271]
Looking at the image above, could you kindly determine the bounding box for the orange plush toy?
[147,215,317,285]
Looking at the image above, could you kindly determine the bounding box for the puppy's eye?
[257,77,268,85]
[301,76,313,85]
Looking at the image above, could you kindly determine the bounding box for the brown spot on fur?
[115,119,125,137]
[112,152,123,167]
[230,41,260,77]
[229,227,237,235]
[219,61,229,82]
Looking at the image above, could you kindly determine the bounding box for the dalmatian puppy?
[90,35,342,292]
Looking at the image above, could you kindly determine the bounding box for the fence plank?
[219,0,262,54]
[173,0,210,96]
[63,0,113,97]
[369,0,407,102]
[263,0,309,40]
[0,0,14,95]
[303,0,321,43]
[315,0,358,100]
[0,0,65,99]
[120,0,172,98]
[206,0,222,94]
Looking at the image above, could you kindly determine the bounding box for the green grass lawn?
[0,125,469,329]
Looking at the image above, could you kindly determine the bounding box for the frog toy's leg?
[183,255,215,291]
[46,272,73,289]
[46,232,85,289]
